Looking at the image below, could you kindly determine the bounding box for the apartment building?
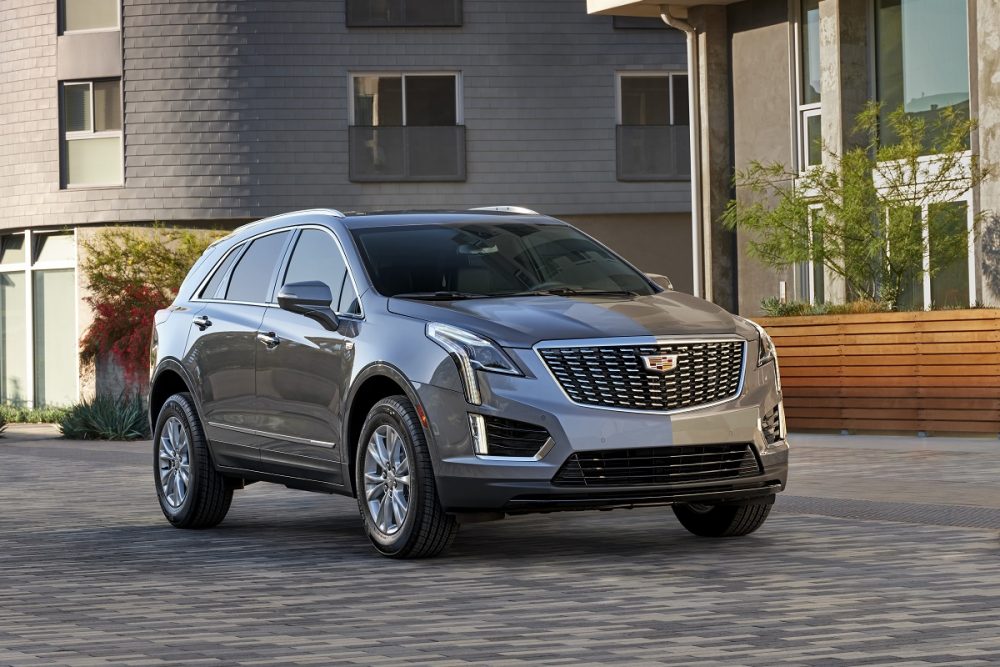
[590,0,998,314]
[0,0,695,406]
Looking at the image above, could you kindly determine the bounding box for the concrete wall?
[562,212,694,293]
[727,0,795,316]
[974,0,1000,307]
[0,0,692,231]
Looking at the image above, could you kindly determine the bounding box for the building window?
[62,79,123,188]
[61,0,119,33]
[349,73,466,182]
[793,207,826,304]
[876,0,970,151]
[0,231,77,407]
[888,200,973,310]
[616,72,690,181]
[796,0,822,169]
[346,0,462,27]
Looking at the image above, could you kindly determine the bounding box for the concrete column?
[818,0,868,304]
[689,5,736,312]
[818,0,869,158]
[975,0,1000,306]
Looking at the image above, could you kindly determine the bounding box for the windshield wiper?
[504,288,639,298]
[392,291,490,301]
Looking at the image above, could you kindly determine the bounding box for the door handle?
[256,332,280,349]
[193,316,212,331]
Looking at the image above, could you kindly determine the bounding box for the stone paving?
[1,426,998,666]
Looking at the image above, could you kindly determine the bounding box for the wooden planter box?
[757,309,1000,435]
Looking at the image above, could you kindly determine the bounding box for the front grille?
[539,340,745,411]
[553,444,761,488]
[483,416,550,457]
[762,405,781,444]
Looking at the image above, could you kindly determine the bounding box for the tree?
[80,225,223,388]
[721,102,990,309]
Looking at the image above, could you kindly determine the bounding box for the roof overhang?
[587,0,740,17]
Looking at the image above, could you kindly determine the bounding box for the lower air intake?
[553,443,761,487]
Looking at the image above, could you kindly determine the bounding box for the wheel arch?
[148,360,199,433]
[343,363,432,498]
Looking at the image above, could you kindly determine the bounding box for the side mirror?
[646,273,673,291]
[277,281,340,332]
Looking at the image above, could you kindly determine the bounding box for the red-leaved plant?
[80,226,223,389]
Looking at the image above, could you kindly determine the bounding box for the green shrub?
[0,403,71,424]
[59,394,149,441]
[760,298,894,317]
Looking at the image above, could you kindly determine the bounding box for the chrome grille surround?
[536,337,747,414]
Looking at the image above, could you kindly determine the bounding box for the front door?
[254,227,360,486]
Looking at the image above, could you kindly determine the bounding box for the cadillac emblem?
[641,354,680,373]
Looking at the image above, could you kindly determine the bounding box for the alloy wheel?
[363,424,411,535]
[158,416,192,509]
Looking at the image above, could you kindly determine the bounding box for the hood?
[387,291,752,348]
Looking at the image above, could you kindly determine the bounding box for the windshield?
[351,222,657,298]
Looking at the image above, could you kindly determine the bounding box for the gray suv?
[149,208,788,558]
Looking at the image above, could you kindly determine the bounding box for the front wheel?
[355,396,457,558]
[672,498,774,537]
[153,392,233,528]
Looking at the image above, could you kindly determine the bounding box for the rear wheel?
[154,393,232,529]
[355,396,457,558]
[672,498,773,537]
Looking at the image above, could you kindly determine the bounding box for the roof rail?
[209,208,347,248]
[468,206,540,215]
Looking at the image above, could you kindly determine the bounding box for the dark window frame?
[349,73,466,183]
[616,72,691,182]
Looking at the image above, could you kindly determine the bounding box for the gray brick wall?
[0,0,689,230]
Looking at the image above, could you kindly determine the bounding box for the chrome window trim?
[190,223,365,319]
[192,226,294,304]
[533,335,748,416]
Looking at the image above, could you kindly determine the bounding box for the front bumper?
[416,346,789,514]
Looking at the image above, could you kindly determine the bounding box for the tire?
[355,395,458,558]
[672,497,774,537]
[153,392,233,529]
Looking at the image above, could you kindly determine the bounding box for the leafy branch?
[722,102,990,309]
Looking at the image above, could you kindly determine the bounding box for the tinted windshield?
[351,222,656,298]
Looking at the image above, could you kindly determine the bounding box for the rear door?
[183,230,292,469]
[254,227,362,485]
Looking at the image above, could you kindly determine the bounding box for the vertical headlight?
[753,322,777,367]
[737,316,777,367]
[426,323,522,405]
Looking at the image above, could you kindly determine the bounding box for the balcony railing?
[616,125,691,181]
[346,0,462,27]
[349,125,467,182]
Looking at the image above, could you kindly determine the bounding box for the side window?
[199,244,242,299]
[225,232,290,303]
[281,229,359,315]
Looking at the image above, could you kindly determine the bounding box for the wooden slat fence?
[757,309,1000,435]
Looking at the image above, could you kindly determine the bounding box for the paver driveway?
[1,426,998,666]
